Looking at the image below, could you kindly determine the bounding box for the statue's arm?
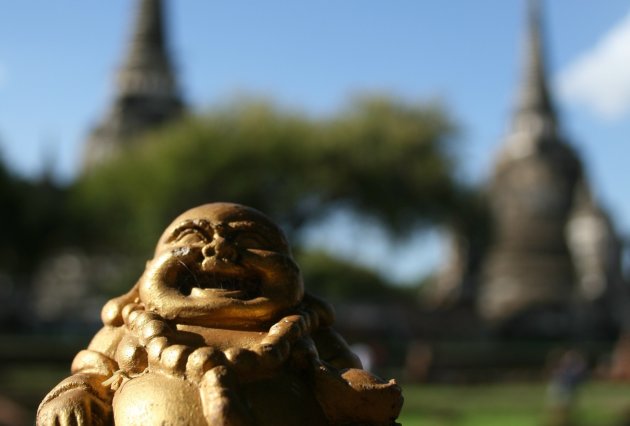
[311,323,403,425]
[311,327,362,369]
[36,326,123,426]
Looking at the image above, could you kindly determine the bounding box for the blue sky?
[1,1,629,282]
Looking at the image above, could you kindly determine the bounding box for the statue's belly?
[113,373,206,426]
[112,370,328,426]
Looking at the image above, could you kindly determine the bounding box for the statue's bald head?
[140,202,303,328]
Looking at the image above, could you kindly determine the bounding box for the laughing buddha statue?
[37,203,403,425]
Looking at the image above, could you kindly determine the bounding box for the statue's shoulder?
[86,325,126,360]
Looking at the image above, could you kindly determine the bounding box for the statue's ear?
[101,282,141,326]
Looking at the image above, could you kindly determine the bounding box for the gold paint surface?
[37,203,403,425]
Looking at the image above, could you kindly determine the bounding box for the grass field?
[398,382,630,426]
[4,362,630,425]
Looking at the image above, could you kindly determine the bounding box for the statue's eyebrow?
[227,220,258,230]
[166,219,212,243]
[227,220,281,237]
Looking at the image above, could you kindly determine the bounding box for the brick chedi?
[477,0,583,329]
[467,0,627,340]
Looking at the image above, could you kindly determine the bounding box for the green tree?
[0,159,67,274]
[72,96,459,254]
[298,250,417,303]
[69,95,470,298]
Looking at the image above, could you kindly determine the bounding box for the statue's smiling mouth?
[176,269,261,299]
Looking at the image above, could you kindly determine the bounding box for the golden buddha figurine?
[37,202,403,425]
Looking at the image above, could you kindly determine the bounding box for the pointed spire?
[82,0,185,172]
[131,0,166,49]
[511,0,558,138]
[116,0,179,99]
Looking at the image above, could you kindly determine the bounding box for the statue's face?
[140,203,304,328]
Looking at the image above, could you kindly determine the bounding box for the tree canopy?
[72,95,461,259]
[0,160,67,274]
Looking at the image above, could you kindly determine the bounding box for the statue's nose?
[202,235,238,262]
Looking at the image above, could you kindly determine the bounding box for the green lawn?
[4,364,630,426]
[398,382,630,426]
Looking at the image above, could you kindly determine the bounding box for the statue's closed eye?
[234,232,270,250]
[173,228,210,245]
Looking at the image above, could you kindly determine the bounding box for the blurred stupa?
[82,0,185,171]
[435,0,627,340]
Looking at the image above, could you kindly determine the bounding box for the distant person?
[617,405,630,426]
[405,341,433,382]
[610,333,630,381]
[546,350,587,426]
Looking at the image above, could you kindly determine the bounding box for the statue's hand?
[252,311,317,370]
[37,387,111,426]
[312,365,403,425]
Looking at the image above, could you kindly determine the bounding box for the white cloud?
[557,11,630,121]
